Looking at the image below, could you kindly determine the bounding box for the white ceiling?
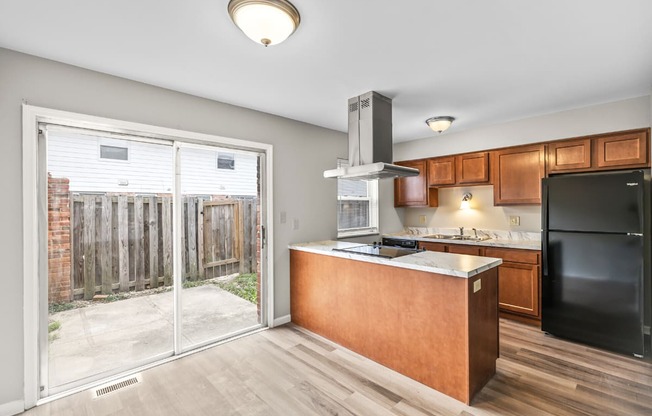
[1,0,651,142]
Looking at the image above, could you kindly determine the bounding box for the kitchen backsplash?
[397,227,541,241]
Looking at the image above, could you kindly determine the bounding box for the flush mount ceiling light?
[228,0,301,47]
[460,192,473,210]
[425,116,455,133]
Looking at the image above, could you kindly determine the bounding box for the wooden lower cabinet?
[290,249,498,404]
[420,242,542,324]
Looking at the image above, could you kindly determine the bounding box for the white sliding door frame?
[22,104,274,409]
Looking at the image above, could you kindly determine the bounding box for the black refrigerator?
[542,170,651,357]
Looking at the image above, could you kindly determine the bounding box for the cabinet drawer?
[485,248,539,264]
[419,241,447,252]
[448,244,484,256]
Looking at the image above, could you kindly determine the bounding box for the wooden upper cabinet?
[548,139,591,173]
[427,156,456,186]
[456,152,490,184]
[395,160,438,207]
[492,144,546,205]
[595,130,648,168]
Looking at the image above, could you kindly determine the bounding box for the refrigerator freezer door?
[544,171,643,233]
[542,231,645,355]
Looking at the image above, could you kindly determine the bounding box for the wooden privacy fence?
[70,194,258,300]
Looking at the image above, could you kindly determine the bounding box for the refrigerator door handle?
[542,231,548,277]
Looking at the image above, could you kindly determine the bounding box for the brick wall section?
[48,176,72,303]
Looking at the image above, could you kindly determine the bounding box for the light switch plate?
[292,218,300,230]
[419,215,427,225]
[280,211,287,224]
[509,215,520,226]
[473,279,481,293]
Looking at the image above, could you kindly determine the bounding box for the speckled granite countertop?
[384,227,541,251]
[289,241,502,279]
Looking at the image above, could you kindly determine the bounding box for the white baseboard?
[0,400,24,416]
[272,314,291,327]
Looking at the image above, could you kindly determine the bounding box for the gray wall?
[393,96,652,232]
[0,47,349,408]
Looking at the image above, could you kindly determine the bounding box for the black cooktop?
[332,244,420,259]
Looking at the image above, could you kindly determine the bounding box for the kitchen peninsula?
[289,241,502,404]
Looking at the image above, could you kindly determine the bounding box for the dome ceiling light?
[425,116,455,133]
[228,0,301,47]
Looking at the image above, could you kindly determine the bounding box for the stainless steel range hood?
[323,91,420,180]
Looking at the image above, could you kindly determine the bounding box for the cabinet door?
[419,241,447,252]
[493,145,546,205]
[547,139,591,173]
[595,130,648,168]
[456,152,490,184]
[427,157,456,186]
[498,262,540,317]
[448,244,484,256]
[395,160,437,207]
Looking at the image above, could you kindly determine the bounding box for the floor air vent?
[92,375,141,398]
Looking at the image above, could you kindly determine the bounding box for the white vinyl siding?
[47,131,257,196]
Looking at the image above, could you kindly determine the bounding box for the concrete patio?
[48,285,259,388]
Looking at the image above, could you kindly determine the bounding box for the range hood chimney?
[323,91,420,180]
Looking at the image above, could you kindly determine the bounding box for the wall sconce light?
[460,192,472,210]
[228,0,301,47]
[425,116,455,133]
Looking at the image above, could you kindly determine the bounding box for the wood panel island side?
[289,241,502,405]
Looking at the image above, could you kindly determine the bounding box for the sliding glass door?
[178,143,265,351]
[39,125,267,398]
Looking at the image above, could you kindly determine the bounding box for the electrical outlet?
[292,218,300,230]
[419,215,427,225]
[509,215,520,226]
[473,279,482,293]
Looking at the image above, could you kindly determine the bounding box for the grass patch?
[215,273,257,304]
[48,321,61,333]
[48,320,61,342]
[49,302,76,314]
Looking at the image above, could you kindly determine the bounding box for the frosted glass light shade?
[426,116,455,133]
[228,0,301,47]
[460,193,472,210]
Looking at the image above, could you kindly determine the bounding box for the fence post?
[162,197,173,286]
[100,195,113,295]
[118,195,129,292]
[134,196,145,291]
[149,196,159,289]
[82,195,96,300]
[197,199,205,279]
[188,198,198,279]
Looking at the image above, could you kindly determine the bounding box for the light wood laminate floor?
[23,319,652,416]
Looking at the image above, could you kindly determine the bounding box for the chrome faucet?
[458,226,464,237]
[472,228,478,238]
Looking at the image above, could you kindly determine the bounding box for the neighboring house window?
[217,152,235,170]
[100,145,128,161]
[337,159,379,238]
